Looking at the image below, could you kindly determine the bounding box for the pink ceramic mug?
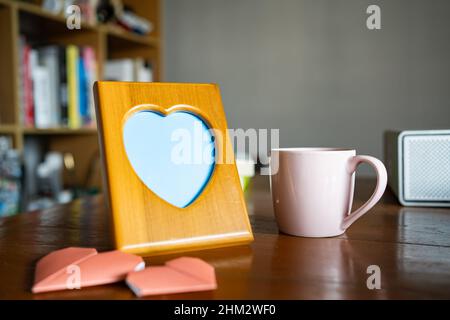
[270,148,387,237]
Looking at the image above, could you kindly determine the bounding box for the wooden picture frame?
[94,81,253,256]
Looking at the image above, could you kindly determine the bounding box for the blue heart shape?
[123,110,215,208]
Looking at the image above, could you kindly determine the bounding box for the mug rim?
[271,147,355,153]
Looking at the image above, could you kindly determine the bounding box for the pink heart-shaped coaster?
[32,247,145,293]
[126,257,217,297]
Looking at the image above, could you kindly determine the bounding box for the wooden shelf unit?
[0,0,162,191]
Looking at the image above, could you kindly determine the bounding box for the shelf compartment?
[15,0,158,48]
[18,6,97,43]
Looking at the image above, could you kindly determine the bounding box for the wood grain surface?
[0,176,449,299]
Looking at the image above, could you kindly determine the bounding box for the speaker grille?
[403,134,450,201]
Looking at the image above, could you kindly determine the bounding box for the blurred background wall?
[164,0,450,174]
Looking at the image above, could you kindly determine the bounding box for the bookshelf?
[0,0,162,202]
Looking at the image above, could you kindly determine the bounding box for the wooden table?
[0,176,449,299]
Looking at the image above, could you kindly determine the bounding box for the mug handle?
[341,155,388,230]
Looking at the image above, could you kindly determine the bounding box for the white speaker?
[384,130,450,207]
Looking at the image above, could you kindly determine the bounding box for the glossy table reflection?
[0,176,449,299]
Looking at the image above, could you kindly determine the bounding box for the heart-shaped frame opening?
[122,104,221,209]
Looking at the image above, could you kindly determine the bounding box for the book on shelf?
[83,47,97,123]
[104,58,153,82]
[18,37,98,129]
[0,136,21,217]
[40,46,61,126]
[67,45,80,129]
[18,37,34,127]
[30,49,53,129]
